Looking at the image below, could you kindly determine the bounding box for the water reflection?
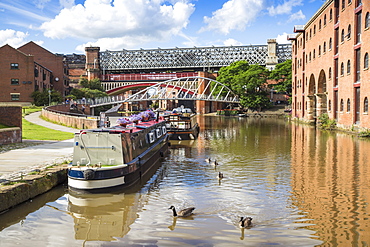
[291,124,370,246]
[1,116,370,246]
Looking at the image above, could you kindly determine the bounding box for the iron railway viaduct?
[83,39,292,114]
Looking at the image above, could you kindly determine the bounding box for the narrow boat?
[67,113,169,192]
[164,109,200,140]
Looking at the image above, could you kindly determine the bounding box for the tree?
[269,59,292,94]
[217,61,271,110]
[31,89,63,106]
[66,88,108,100]
[79,77,104,91]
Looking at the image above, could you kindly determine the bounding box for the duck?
[210,159,219,166]
[205,157,211,163]
[169,205,195,217]
[239,216,253,228]
[217,172,224,179]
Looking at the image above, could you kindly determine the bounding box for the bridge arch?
[85,76,240,114]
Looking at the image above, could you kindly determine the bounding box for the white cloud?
[276,32,290,44]
[0,29,29,47]
[287,10,305,22]
[40,0,195,50]
[268,0,303,16]
[59,0,75,9]
[223,38,243,46]
[199,0,264,35]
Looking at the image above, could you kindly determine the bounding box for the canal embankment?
[0,111,76,214]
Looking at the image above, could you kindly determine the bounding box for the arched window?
[329,38,332,50]
[366,12,370,29]
[341,62,344,75]
[324,14,327,26]
[329,67,332,79]
[319,20,322,30]
[324,42,327,53]
[313,49,316,59]
[309,52,312,61]
[330,9,333,21]
[310,29,312,39]
[329,100,332,111]
[347,99,351,112]
[347,60,351,74]
[364,97,369,113]
[365,53,369,69]
[341,29,345,42]
[342,0,345,9]
[314,25,316,35]
[340,99,344,112]
[347,24,351,39]
[319,45,321,56]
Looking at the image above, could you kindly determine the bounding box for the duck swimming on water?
[169,206,195,217]
[217,172,224,179]
[239,216,253,228]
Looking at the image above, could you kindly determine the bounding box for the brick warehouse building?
[289,0,370,130]
[0,42,69,105]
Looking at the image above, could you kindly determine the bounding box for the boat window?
[156,128,162,138]
[162,126,167,134]
[148,131,156,143]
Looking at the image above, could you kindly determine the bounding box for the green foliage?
[359,129,370,137]
[269,59,292,94]
[216,60,271,109]
[31,90,63,106]
[318,113,336,130]
[67,88,108,100]
[79,77,104,91]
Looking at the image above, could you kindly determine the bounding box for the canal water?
[1,115,370,246]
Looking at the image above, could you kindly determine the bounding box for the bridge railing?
[101,72,199,81]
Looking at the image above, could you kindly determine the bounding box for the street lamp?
[48,90,51,106]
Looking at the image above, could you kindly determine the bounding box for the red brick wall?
[0,45,35,103]
[292,0,370,129]
[0,106,22,127]
[18,42,67,97]
[0,128,22,145]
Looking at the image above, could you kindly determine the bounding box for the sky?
[0,0,326,54]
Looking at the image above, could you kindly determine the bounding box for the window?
[356,12,362,44]
[347,99,351,112]
[348,0,351,4]
[347,60,351,74]
[356,49,361,82]
[330,9,333,21]
[347,24,351,39]
[10,94,20,101]
[364,97,368,113]
[342,0,345,9]
[329,67,332,79]
[309,52,312,61]
[357,0,362,8]
[366,12,370,29]
[310,29,312,39]
[319,20,322,30]
[314,25,316,35]
[313,49,316,59]
[11,79,19,85]
[364,53,369,69]
[341,29,345,42]
[10,63,19,69]
[341,62,344,75]
[324,42,327,53]
[324,14,327,25]
[329,100,332,111]
[340,99,344,112]
[329,38,332,50]
[319,45,321,56]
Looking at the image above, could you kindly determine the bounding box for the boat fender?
[83,169,95,180]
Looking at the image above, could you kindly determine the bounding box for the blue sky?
[0,0,325,54]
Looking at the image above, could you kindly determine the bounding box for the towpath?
[0,111,77,183]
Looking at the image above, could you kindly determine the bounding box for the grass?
[0,123,11,129]
[22,106,43,117]
[22,119,74,141]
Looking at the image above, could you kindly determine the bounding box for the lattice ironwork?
[83,77,240,108]
[100,45,280,71]
[277,44,292,63]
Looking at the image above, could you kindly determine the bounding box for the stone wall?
[42,107,98,129]
[0,106,22,144]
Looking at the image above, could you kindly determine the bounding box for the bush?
[318,113,336,130]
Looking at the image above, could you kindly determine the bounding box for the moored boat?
[164,108,199,140]
[68,111,169,192]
